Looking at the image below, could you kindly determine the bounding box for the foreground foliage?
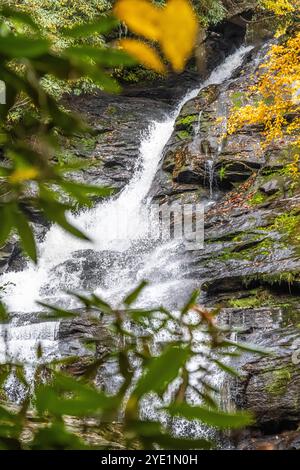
[0,285,267,450]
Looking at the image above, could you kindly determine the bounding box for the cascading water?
[195,110,203,136]
[0,46,252,387]
[205,159,215,199]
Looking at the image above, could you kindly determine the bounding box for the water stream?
[0,46,252,379]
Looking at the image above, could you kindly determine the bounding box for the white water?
[0,47,252,365]
[0,322,58,363]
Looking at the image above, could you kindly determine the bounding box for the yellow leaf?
[114,0,161,41]
[114,0,198,73]
[161,0,198,72]
[9,167,39,184]
[118,39,166,74]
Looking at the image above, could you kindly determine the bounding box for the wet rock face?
[235,327,300,426]
[148,40,300,445]
[60,70,220,194]
[62,92,173,191]
[150,42,300,305]
[219,307,300,449]
[217,307,300,448]
[150,46,267,199]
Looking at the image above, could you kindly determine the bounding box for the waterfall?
[195,110,203,136]
[0,46,252,370]
[206,159,215,199]
[0,322,58,363]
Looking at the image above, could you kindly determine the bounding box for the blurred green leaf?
[79,66,121,93]
[0,365,11,387]
[90,294,112,313]
[65,46,136,66]
[13,206,37,263]
[0,35,50,58]
[0,6,40,32]
[0,302,8,323]
[36,374,119,417]
[30,54,76,80]
[15,365,28,388]
[40,199,90,241]
[124,281,148,307]
[223,340,272,355]
[134,345,189,398]
[167,402,254,429]
[0,205,13,248]
[60,180,114,206]
[62,16,118,38]
[214,359,242,378]
[30,422,86,450]
[37,302,79,319]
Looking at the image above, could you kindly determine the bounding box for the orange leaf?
[118,39,166,74]
[161,0,198,72]
[9,167,39,184]
[114,0,161,41]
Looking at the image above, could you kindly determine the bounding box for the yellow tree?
[227,29,300,174]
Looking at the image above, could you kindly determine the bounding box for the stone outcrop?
[62,91,172,190]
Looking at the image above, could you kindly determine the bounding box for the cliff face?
[148,42,300,448]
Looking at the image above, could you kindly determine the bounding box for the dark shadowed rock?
[236,428,300,450]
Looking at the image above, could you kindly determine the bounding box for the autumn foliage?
[114,0,198,73]
[227,31,300,165]
[261,0,299,16]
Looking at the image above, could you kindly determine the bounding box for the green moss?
[216,235,277,262]
[272,210,300,241]
[175,114,198,138]
[106,105,117,115]
[80,135,98,151]
[55,149,79,166]
[228,296,263,309]
[177,114,197,126]
[243,271,300,287]
[177,130,190,140]
[248,191,268,206]
[266,368,292,396]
